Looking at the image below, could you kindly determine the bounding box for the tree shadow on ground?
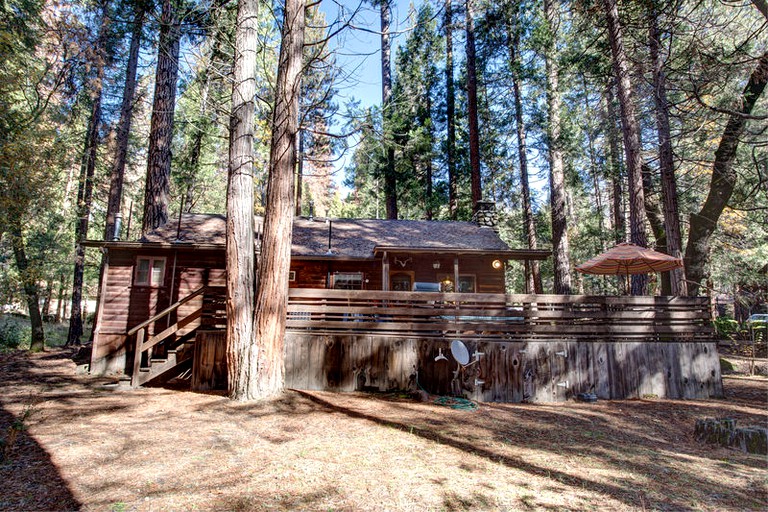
[293,388,766,511]
[0,405,81,511]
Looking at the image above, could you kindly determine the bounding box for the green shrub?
[714,317,739,340]
[0,316,30,351]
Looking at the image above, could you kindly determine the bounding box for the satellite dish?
[450,340,470,365]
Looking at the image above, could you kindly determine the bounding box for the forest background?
[0,0,766,351]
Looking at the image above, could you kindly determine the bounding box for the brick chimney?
[472,200,499,232]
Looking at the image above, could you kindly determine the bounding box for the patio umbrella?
[576,242,683,290]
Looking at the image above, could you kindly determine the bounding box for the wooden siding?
[91,248,226,374]
[282,335,722,401]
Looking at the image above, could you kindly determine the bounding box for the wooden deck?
[285,289,713,342]
[281,289,720,402]
[125,287,721,402]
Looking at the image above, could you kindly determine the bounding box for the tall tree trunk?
[581,76,605,237]
[543,0,572,294]
[295,130,304,216]
[55,275,66,323]
[184,75,211,213]
[466,0,482,208]
[445,0,457,219]
[226,0,259,401]
[648,2,685,295]
[642,163,670,294]
[380,0,397,219]
[602,0,648,295]
[9,218,45,351]
[425,94,434,220]
[507,6,542,294]
[604,83,625,245]
[42,279,53,318]
[67,1,109,345]
[105,3,145,241]
[250,0,305,398]
[685,51,768,296]
[143,0,182,233]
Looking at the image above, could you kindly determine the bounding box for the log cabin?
[85,201,723,402]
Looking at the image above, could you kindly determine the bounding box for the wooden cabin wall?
[290,261,382,289]
[91,248,225,375]
[290,255,506,293]
[386,253,506,293]
[278,333,723,402]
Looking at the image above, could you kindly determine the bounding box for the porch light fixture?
[433,260,441,269]
[492,259,503,270]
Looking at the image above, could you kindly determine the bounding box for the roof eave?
[82,240,227,251]
[373,246,551,260]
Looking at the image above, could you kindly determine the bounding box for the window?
[390,272,413,291]
[438,274,476,293]
[332,272,363,290]
[135,257,166,287]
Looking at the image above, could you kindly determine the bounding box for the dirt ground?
[1,349,766,512]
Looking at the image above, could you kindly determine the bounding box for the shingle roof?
[137,213,520,259]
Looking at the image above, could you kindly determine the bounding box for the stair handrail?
[127,285,209,336]
[129,285,209,387]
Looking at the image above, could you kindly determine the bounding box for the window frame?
[390,271,415,292]
[331,271,364,290]
[438,273,477,293]
[134,256,167,287]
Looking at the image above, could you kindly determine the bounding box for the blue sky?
[320,0,417,110]
[317,0,420,193]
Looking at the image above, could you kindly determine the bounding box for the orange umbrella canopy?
[576,242,683,275]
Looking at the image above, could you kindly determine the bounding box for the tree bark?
[295,130,304,216]
[604,83,625,245]
[55,275,66,324]
[648,2,685,295]
[247,0,305,399]
[143,0,181,233]
[466,0,482,208]
[425,94,434,220]
[581,75,605,237]
[445,0,457,219]
[184,74,211,213]
[9,217,45,351]
[226,0,259,401]
[67,1,109,345]
[602,0,648,295]
[42,279,53,319]
[380,0,398,219]
[641,163,670,293]
[507,7,542,294]
[105,3,145,241]
[685,50,768,296]
[543,0,572,294]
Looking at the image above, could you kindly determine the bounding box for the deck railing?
[286,289,713,342]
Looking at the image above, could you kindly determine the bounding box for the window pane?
[151,259,165,286]
[136,259,150,285]
[333,272,362,290]
[391,274,411,291]
[458,276,476,293]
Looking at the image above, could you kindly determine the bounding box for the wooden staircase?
[135,340,196,386]
[127,286,225,387]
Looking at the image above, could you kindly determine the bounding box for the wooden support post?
[131,328,144,387]
[382,251,389,291]
[453,255,460,293]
